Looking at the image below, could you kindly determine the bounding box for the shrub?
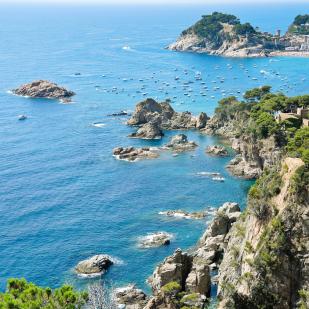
[161,281,182,295]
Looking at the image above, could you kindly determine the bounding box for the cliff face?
[217,157,309,309]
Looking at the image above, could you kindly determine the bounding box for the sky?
[0,0,308,4]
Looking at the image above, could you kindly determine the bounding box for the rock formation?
[138,232,172,248]
[127,98,208,131]
[143,202,241,308]
[115,285,148,309]
[13,80,75,101]
[202,109,282,179]
[205,145,228,156]
[113,147,159,162]
[129,122,164,140]
[164,134,198,152]
[159,210,207,220]
[75,255,113,275]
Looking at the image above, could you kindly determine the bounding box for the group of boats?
[92,60,303,105]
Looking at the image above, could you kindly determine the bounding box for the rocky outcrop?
[203,112,282,179]
[164,134,198,152]
[225,136,282,179]
[205,145,228,156]
[127,98,208,131]
[115,285,148,309]
[75,255,113,276]
[144,202,241,309]
[113,147,159,162]
[138,232,172,248]
[13,80,75,101]
[149,249,193,293]
[159,210,207,220]
[129,122,163,140]
[217,158,308,309]
[195,202,241,270]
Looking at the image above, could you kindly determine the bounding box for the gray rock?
[196,112,209,129]
[138,232,172,248]
[127,98,206,131]
[159,210,206,220]
[129,122,163,140]
[206,145,228,157]
[165,134,198,152]
[149,249,193,293]
[185,263,211,295]
[13,80,75,101]
[115,285,148,309]
[113,147,159,162]
[75,254,113,275]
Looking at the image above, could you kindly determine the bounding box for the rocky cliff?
[202,107,282,179]
[217,157,309,308]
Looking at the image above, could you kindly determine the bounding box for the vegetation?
[182,12,257,47]
[161,281,182,295]
[0,278,88,309]
[233,23,256,36]
[288,14,309,35]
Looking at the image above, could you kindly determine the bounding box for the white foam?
[77,271,104,278]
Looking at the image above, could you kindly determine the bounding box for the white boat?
[212,176,225,182]
[18,114,27,121]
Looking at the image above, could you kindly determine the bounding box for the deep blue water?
[0,3,308,292]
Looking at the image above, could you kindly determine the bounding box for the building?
[276,108,309,127]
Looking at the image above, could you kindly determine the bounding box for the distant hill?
[288,14,309,35]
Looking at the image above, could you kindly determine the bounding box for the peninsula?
[168,12,309,57]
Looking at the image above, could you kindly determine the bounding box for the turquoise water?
[0,4,308,292]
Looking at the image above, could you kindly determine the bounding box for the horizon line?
[0,0,309,5]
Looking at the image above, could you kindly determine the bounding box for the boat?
[18,114,27,121]
[212,176,225,182]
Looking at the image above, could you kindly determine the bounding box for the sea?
[0,3,308,293]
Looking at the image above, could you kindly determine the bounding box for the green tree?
[0,278,88,309]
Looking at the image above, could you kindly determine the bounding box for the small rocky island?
[138,232,172,248]
[127,98,209,134]
[75,254,113,276]
[12,80,75,102]
[168,12,309,57]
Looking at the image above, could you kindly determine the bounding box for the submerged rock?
[159,210,207,220]
[108,110,131,117]
[138,232,172,248]
[75,254,113,276]
[113,146,159,162]
[13,80,75,101]
[205,145,228,156]
[165,134,198,152]
[129,122,163,140]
